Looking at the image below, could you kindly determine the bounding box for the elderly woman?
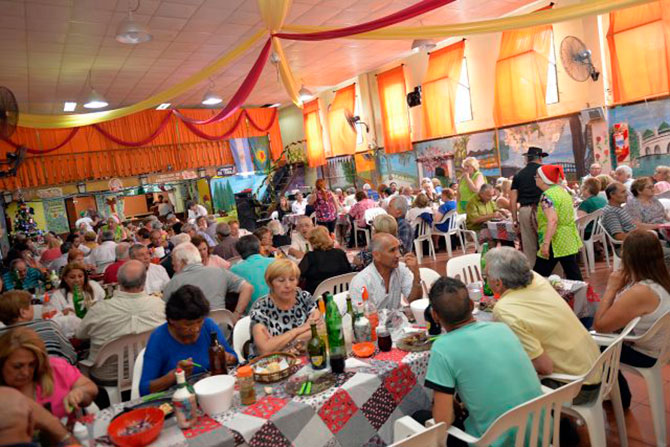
[533,165,583,281]
[578,178,607,217]
[254,227,277,257]
[596,174,614,201]
[0,327,98,418]
[250,259,321,356]
[191,235,230,270]
[653,165,670,183]
[50,263,105,337]
[308,179,338,233]
[140,285,237,395]
[39,235,62,265]
[594,230,670,408]
[458,157,486,213]
[353,214,398,270]
[99,217,127,242]
[627,177,667,225]
[299,226,352,294]
[406,193,434,228]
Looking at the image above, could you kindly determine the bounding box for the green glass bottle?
[480,242,493,296]
[307,323,327,370]
[72,284,87,319]
[324,293,345,373]
[346,296,355,322]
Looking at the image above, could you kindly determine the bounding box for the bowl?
[410,298,430,326]
[193,375,236,416]
[352,342,375,358]
[108,407,164,447]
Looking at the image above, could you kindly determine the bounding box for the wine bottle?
[72,284,87,318]
[481,242,493,296]
[307,322,327,370]
[324,293,345,373]
[208,332,227,375]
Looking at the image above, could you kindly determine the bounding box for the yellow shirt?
[465,195,497,231]
[493,273,600,384]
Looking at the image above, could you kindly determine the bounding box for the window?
[455,57,473,123]
[545,32,559,105]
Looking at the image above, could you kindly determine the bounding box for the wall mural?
[210,173,267,213]
[325,156,357,190]
[378,149,419,187]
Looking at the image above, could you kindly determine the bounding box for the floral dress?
[314,190,337,223]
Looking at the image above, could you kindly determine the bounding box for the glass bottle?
[342,297,354,356]
[237,365,256,405]
[362,287,379,341]
[481,242,493,296]
[307,322,327,370]
[208,332,227,375]
[72,284,87,319]
[41,293,57,320]
[172,368,197,429]
[317,298,329,352]
[324,293,345,373]
[353,303,371,342]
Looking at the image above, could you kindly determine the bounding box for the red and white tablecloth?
[485,220,516,242]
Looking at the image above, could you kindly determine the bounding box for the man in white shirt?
[349,233,422,310]
[186,200,208,223]
[343,187,357,207]
[580,163,602,184]
[89,231,117,273]
[76,260,165,382]
[288,215,313,259]
[291,192,307,215]
[129,244,170,295]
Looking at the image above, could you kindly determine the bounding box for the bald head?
[370,233,402,270]
[117,260,147,293]
[0,387,33,444]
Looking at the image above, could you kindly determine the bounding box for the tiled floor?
[416,246,669,447]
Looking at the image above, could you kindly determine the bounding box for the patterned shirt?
[249,289,316,337]
[0,320,77,364]
[396,217,413,254]
[601,204,636,238]
[2,267,43,291]
[349,198,376,227]
[536,185,582,258]
[626,197,666,225]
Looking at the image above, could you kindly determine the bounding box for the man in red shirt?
[103,242,130,284]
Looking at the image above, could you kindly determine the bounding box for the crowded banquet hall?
[2,0,670,446]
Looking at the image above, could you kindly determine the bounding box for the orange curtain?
[328,84,357,156]
[493,21,553,127]
[422,40,465,138]
[245,108,284,161]
[303,99,326,168]
[608,0,670,104]
[377,66,411,154]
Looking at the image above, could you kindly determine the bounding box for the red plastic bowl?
[108,407,165,447]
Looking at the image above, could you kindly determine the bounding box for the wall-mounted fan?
[560,36,600,82]
[344,110,370,133]
[0,86,27,177]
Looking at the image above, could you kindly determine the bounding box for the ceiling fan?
[0,86,26,178]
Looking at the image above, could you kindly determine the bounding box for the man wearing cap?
[510,147,546,267]
[533,165,583,280]
[213,222,240,260]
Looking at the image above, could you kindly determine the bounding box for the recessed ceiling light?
[63,101,77,112]
[156,103,171,110]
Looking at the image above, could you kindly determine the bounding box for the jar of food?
[237,365,256,405]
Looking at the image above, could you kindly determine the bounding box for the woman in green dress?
[457,157,485,213]
[534,165,583,280]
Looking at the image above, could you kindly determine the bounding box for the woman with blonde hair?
[250,259,322,355]
[39,234,62,265]
[0,326,97,418]
[308,178,338,233]
[496,178,513,210]
[596,174,614,200]
[299,226,352,294]
[406,193,433,228]
[458,157,485,213]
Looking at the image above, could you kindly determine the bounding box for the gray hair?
[115,242,130,260]
[118,260,147,291]
[370,233,396,254]
[485,247,533,289]
[346,187,356,195]
[389,196,408,216]
[479,183,493,194]
[267,219,284,236]
[101,230,115,242]
[150,220,163,230]
[235,235,261,259]
[216,222,231,237]
[170,233,191,247]
[128,243,146,259]
[181,223,195,233]
[616,165,633,179]
[172,242,202,266]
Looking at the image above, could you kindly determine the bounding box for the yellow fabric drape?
[422,41,465,139]
[281,0,653,39]
[303,99,326,167]
[328,84,357,157]
[608,0,670,103]
[377,66,411,154]
[19,30,266,129]
[493,21,553,127]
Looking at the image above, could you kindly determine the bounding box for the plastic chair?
[79,330,152,404]
[576,209,608,275]
[446,253,482,284]
[419,267,441,298]
[542,317,640,447]
[312,272,357,300]
[270,211,279,220]
[457,213,480,253]
[658,197,670,217]
[414,216,436,264]
[393,379,583,447]
[364,207,388,226]
[232,316,251,362]
[431,210,466,258]
[390,421,447,447]
[599,220,622,270]
[130,348,145,400]
[210,308,235,343]
[353,220,370,248]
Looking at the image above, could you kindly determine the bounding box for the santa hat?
[537,165,565,185]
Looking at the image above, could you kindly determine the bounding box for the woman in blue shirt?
[434,189,458,232]
[139,285,237,396]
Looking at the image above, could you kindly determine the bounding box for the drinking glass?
[467,282,483,303]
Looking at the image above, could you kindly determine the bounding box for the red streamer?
[274,0,454,41]
[92,111,172,147]
[3,127,81,154]
[179,111,248,141]
[244,108,278,132]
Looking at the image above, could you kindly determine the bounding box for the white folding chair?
[270,211,279,220]
[419,267,441,298]
[446,253,482,284]
[232,316,251,362]
[431,210,466,258]
[390,421,447,447]
[313,272,357,300]
[413,216,436,264]
[210,308,235,342]
[353,220,370,248]
[658,197,670,218]
[309,212,317,225]
[575,209,608,275]
[130,348,145,400]
[393,379,583,447]
[542,317,640,447]
[79,330,152,404]
[599,220,622,270]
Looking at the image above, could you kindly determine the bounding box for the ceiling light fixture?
[83,70,108,109]
[116,0,152,44]
[201,78,222,105]
[411,39,436,52]
[298,85,313,102]
[63,101,77,112]
[156,103,171,110]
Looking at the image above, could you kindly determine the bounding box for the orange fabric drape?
[608,0,670,104]
[493,18,553,127]
[245,108,284,161]
[377,66,411,154]
[303,99,326,168]
[422,40,465,138]
[327,84,357,157]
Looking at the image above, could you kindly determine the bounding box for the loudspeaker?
[234,191,258,231]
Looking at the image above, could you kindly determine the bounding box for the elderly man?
[387,196,413,254]
[161,233,190,278]
[614,164,634,190]
[180,223,197,239]
[602,182,661,241]
[349,233,422,309]
[2,258,43,291]
[230,235,274,312]
[581,162,602,183]
[343,187,357,207]
[289,215,314,259]
[89,230,117,273]
[195,215,217,247]
[77,260,165,385]
[291,191,307,215]
[149,229,172,260]
[213,222,239,259]
[129,244,170,295]
[103,242,130,284]
[486,247,601,403]
[424,277,542,445]
[466,184,507,244]
[163,242,253,320]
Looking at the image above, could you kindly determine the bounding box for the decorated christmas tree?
[13,199,42,238]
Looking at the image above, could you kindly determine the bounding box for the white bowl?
[410,298,430,326]
[193,375,236,416]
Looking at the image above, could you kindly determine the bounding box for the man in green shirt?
[230,235,274,313]
[465,184,506,231]
[425,277,543,446]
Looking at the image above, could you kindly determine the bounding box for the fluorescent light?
[156,103,171,110]
[83,89,108,109]
[63,101,77,112]
[269,103,281,108]
[202,90,222,105]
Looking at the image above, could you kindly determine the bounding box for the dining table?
[485,219,516,242]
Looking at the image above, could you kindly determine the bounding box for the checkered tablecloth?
[485,220,516,242]
[92,350,432,447]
